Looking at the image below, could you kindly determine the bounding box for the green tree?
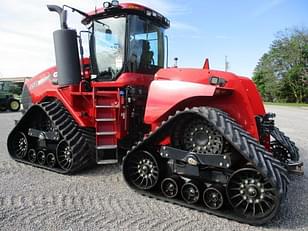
[253,27,308,103]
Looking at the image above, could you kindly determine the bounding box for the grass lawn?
[265,102,308,107]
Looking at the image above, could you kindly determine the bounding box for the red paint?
[25,62,266,143]
[144,68,266,140]
[23,4,267,149]
[24,65,154,141]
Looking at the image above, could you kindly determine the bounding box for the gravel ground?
[0,106,307,231]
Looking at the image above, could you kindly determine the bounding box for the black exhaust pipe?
[47,5,81,86]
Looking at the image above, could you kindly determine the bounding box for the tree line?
[252,27,308,103]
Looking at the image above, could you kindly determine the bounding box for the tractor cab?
[83,2,170,81]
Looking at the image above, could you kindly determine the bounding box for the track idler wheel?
[161,177,183,198]
[13,132,28,159]
[181,181,201,204]
[37,150,46,165]
[47,153,57,168]
[56,140,73,171]
[227,168,279,220]
[203,185,224,210]
[123,150,161,190]
[28,149,37,163]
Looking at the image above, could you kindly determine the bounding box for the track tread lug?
[8,100,95,174]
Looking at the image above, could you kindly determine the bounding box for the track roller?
[37,150,46,165]
[181,181,201,204]
[46,153,56,168]
[203,185,224,210]
[161,177,183,198]
[28,149,37,163]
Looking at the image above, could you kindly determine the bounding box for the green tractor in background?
[0,81,22,112]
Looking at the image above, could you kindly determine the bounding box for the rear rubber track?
[8,100,95,174]
[123,107,289,225]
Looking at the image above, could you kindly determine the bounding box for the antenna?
[225,56,229,72]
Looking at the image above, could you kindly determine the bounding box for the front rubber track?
[7,100,95,174]
[271,126,300,161]
[123,107,289,225]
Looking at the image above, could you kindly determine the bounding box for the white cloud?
[215,35,233,40]
[252,0,285,17]
[172,22,199,33]
[0,0,186,77]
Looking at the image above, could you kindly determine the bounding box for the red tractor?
[7,1,303,225]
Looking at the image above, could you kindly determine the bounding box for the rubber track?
[271,126,300,161]
[8,100,95,174]
[123,107,289,225]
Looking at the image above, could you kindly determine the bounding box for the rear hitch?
[286,161,304,175]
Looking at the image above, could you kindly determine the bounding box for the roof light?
[152,11,157,17]
[146,10,152,16]
[209,76,228,87]
[111,0,119,6]
[103,2,111,8]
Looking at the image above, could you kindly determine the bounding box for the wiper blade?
[63,5,88,17]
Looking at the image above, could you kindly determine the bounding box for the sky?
[0,0,307,78]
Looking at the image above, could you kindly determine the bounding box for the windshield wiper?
[63,5,88,17]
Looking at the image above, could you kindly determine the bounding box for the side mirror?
[105,28,112,41]
[105,28,112,34]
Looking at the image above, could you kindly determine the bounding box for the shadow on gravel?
[265,175,308,230]
[78,163,121,177]
[0,111,21,115]
[73,163,308,230]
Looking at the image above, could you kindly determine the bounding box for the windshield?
[90,15,165,80]
[91,17,126,80]
[127,15,165,74]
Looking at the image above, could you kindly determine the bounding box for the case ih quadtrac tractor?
[7,1,303,225]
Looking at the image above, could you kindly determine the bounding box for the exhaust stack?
[47,5,81,86]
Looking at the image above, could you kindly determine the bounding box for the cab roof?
[82,2,170,29]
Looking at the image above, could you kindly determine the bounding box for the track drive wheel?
[123,150,161,190]
[227,168,280,220]
[12,132,28,159]
[9,99,20,112]
[176,117,224,155]
[181,181,200,204]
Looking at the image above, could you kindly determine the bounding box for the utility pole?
[174,57,178,68]
[225,56,229,72]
